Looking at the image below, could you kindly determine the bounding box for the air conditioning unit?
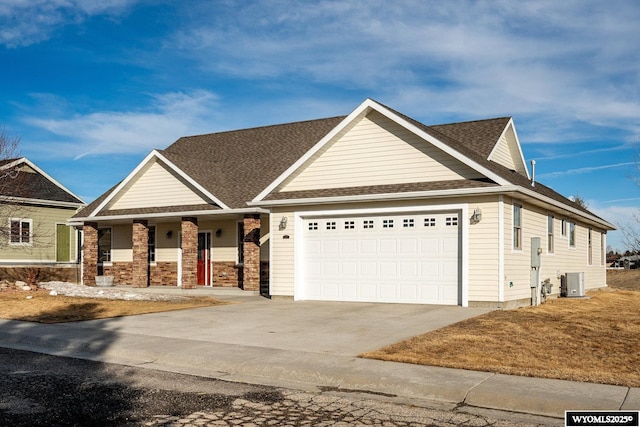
[561,272,585,297]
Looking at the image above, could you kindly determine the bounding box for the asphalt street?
[0,347,555,426]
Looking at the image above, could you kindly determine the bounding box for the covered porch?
[79,209,269,292]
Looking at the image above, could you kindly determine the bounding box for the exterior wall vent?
[561,272,585,297]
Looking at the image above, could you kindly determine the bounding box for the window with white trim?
[513,204,522,250]
[326,221,336,230]
[446,216,458,226]
[382,219,394,228]
[363,220,374,229]
[569,222,576,248]
[148,226,156,263]
[344,220,355,230]
[308,222,318,231]
[588,228,593,265]
[601,233,606,266]
[561,219,567,236]
[424,218,436,227]
[10,218,31,245]
[403,218,414,228]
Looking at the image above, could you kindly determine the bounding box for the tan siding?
[489,125,527,175]
[503,199,607,303]
[111,224,132,262]
[270,209,295,296]
[281,110,483,192]
[155,222,180,262]
[109,160,208,210]
[466,197,501,302]
[0,205,77,262]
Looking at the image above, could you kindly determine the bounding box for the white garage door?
[302,212,460,304]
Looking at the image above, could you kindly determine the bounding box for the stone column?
[132,220,149,288]
[82,222,98,286]
[242,214,261,291]
[181,217,198,289]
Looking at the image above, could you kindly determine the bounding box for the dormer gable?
[487,120,528,177]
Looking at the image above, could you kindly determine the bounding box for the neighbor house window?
[547,215,554,253]
[148,226,156,263]
[98,227,112,262]
[569,222,576,248]
[513,204,522,250]
[10,218,31,245]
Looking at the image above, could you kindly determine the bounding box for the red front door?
[197,232,211,286]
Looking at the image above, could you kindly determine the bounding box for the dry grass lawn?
[361,269,640,387]
[0,292,227,324]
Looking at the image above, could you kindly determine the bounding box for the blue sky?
[1,1,639,251]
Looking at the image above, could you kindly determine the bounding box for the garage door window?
[308,222,318,231]
[383,219,394,228]
[424,217,436,227]
[344,221,355,229]
[326,221,336,230]
[446,216,458,226]
[403,218,415,228]
[363,220,374,229]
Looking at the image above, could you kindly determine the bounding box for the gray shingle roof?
[0,158,84,204]
[74,100,605,226]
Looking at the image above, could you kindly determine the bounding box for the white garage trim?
[294,204,469,306]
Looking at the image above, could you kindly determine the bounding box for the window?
[344,221,355,230]
[513,204,522,250]
[326,221,336,230]
[561,219,567,236]
[148,226,156,263]
[601,233,606,266]
[98,228,112,262]
[308,222,318,231]
[569,222,576,248]
[446,216,458,226]
[363,220,374,229]
[403,218,414,228]
[424,218,436,227]
[10,219,31,245]
[587,229,593,265]
[382,219,394,228]
[547,215,554,253]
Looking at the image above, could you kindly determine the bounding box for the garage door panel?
[302,212,460,305]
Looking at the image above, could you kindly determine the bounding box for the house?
[72,99,615,308]
[0,158,86,281]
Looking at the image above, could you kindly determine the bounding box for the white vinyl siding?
[280,110,483,192]
[109,160,208,210]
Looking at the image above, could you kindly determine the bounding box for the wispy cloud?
[537,162,636,179]
[0,0,138,47]
[24,90,219,159]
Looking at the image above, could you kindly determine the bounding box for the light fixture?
[166,230,173,239]
[279,216,288,231]
[472,208,482,223]
[215,228,222,237]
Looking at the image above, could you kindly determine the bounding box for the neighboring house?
[72,99,615,308]
[0,158,86,280]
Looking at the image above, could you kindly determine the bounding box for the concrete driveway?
[70,296,493,356]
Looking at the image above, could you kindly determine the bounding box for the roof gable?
[487,120,528,176]
[278,109,485,193]
[0,158,84,206]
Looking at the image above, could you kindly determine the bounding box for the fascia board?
[514,186,616,230]
[88,150,230,218]
[371,103,511,186]
[1,157,86,204]
[488,119,530,179]
[73,207,269,223]
[251,99,378,203]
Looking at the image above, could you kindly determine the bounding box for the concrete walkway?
[0,292,637,422]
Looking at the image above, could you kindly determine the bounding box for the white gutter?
[72,207,269,223]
